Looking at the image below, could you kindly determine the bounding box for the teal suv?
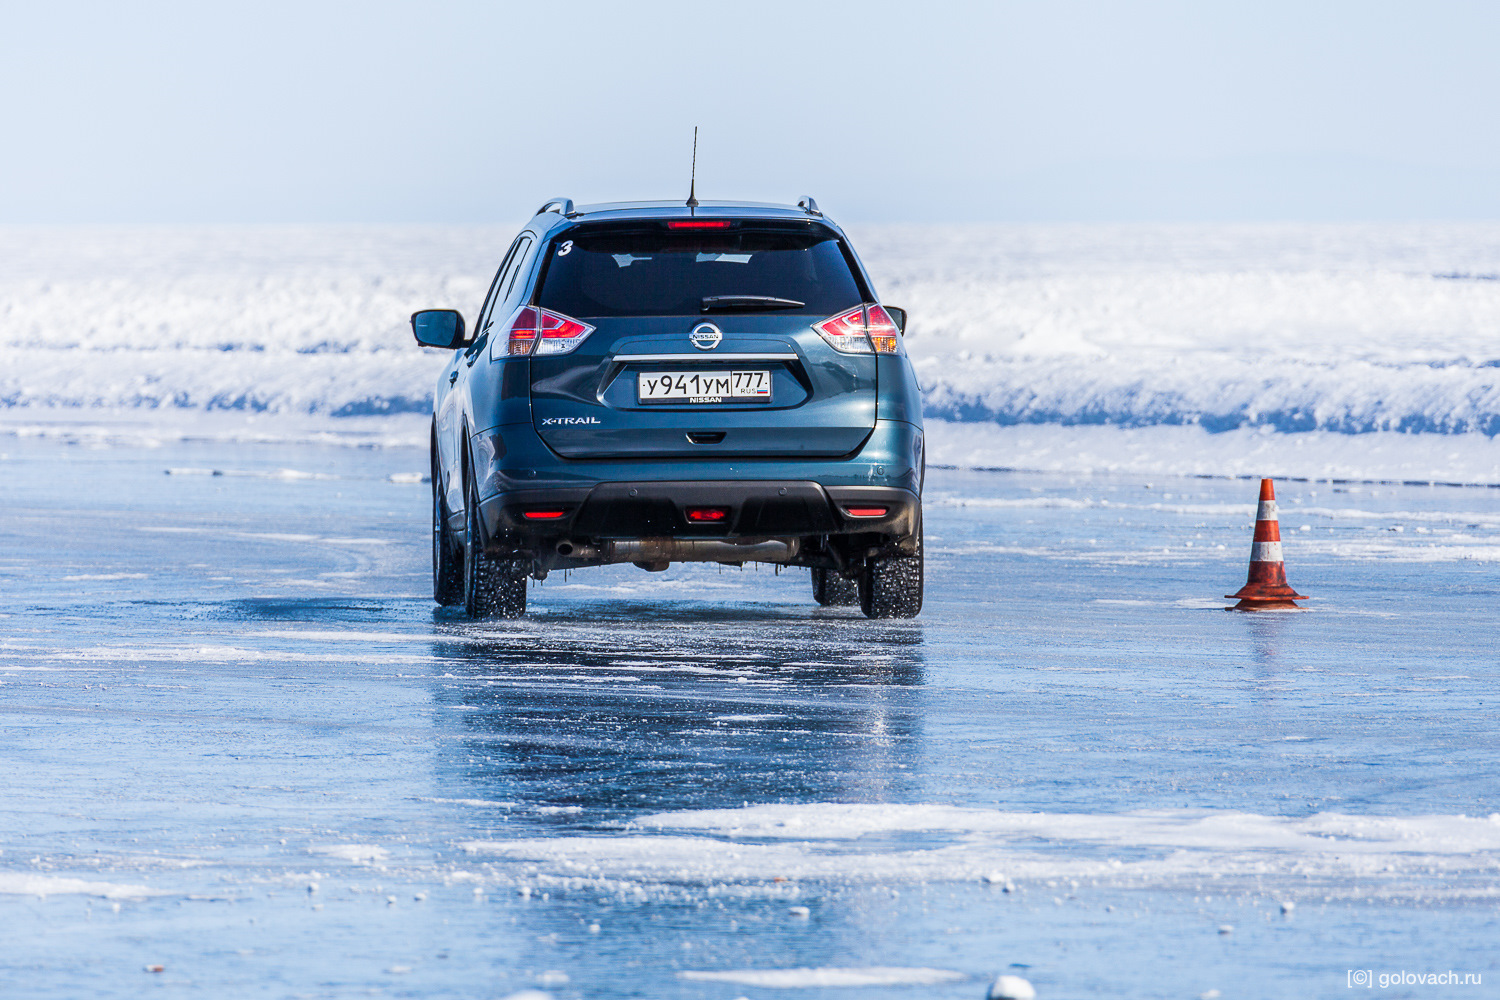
[411,197,924,619]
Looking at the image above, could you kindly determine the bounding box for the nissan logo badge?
[689,322,723,351]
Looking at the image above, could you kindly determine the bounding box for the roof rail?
[536,197,576,217]
[797,195,821,216]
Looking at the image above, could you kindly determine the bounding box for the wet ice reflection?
[424,607,926,828]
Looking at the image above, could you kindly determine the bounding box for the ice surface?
[6,223,1500,483]
[4,442,1500,996]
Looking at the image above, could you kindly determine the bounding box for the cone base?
[1227,597,1306,611]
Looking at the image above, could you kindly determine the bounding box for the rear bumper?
[465,416,923,558]
[480,481,918,544]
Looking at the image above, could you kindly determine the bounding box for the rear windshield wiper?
[701,295,806,312]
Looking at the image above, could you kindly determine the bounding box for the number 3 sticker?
[557,240,573,257]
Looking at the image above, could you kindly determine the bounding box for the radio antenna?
[686,126,700,211]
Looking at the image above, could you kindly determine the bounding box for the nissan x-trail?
[411,197,924,619]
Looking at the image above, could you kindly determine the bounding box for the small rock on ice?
[1217,924,1234,935]
[1279,900,1295,914]
[144,965,165,973]
[788,905,811,918]
[988,974,1036,1000]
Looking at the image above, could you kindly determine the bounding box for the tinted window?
[475,235,528,338]
[536,226,863,318]
[502,236,535,304]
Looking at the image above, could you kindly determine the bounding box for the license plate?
[637,370,772,404]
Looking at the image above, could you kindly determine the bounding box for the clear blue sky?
[4,0,1498,223]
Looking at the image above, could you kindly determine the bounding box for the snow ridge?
[5,223,1500,436]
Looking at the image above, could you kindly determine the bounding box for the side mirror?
[411,309,467,349]
[884,305,907,335]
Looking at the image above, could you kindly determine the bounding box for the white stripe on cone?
[1256,500,1278,521]
[1250,541,1284,563]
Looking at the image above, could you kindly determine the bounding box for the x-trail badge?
[689,322,723,350]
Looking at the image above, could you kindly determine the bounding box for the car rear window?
[535,225,864,318]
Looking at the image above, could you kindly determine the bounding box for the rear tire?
[463,475,527,619]
[858,522,923,620]
[811,567,858,606]
[432,452,463,607]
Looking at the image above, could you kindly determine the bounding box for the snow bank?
[636,803,1500,852]
[0,873,157,898]
[924,421,1500,485]
[0,225,499,416]
[680,967,968,987]
[458,804,1500,897]
[856,223,1500,436]
[5,223,1500,481]
[308,844,390,863]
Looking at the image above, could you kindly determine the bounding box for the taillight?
[842,506,889,517]
[494,306,595,360]
[865,305,901,355]
[812,305,904,355]
[521,509,567,520]
[686,506,730,523]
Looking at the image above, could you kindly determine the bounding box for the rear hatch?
[527,220,876,459]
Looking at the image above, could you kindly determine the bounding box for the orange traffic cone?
[1227,478,1309,610]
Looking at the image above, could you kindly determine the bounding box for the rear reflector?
[842,506,889,517]
[667,220,732,229]
[686,507,730,522]
[522,510,567,520]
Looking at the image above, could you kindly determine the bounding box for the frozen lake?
[2,435,1498,998]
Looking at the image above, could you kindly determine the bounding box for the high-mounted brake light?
[496,306,595,359]
[812,305,904,355]
[842,506,889,518]
[667,220,732,229]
